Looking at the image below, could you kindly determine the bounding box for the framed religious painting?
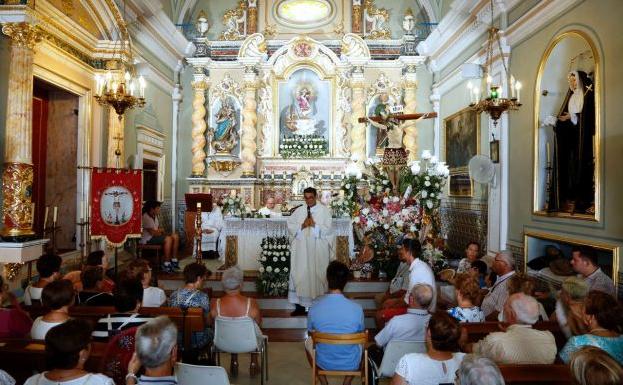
[533,30,600,221]
[444,107,479,198]
[277,67,331,158]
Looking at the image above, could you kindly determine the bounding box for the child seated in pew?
[92,279,152,342]
[76,266,114,306]
[64,250,115,293]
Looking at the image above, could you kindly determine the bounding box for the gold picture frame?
[533,30,600,221]
[444,107,480,198]
[523,230,619,296]
[448,171,473,197]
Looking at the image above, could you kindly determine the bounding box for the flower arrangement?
[222,196,251,217]
[366,160,392,197]
[400,150,450,215]
[354,196,420,239]
[330,196,353,218]
[279,134,328,159]
[256,236,290,296]
[421,242,449,274]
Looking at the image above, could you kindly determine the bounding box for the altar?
[217,217,355,271]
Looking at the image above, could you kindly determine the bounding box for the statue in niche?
[285,83,318,135]
[209,97,239,154]
[550,70,595,214]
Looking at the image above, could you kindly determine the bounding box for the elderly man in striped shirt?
[481,251,516,321]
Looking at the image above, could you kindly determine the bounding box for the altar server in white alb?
[287,187,334,316]
[196,202,224,260]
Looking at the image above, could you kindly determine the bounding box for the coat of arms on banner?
[91,168,142,246]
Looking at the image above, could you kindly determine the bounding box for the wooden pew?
[498,364,572,385]
[25,305,206,349]
[0,338,107,385]
[463,321,566,349]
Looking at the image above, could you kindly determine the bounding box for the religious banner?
[91,168,142,246]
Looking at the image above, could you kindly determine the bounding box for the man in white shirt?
[464,292,557,364]
[481,250,516,319]
[570,246,615,296]
[258,197,282,217]
[196,203,224,259]
[287,187,334,316]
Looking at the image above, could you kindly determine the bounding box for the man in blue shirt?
[306,261,365,385]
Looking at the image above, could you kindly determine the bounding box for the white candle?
[43,206,48,229]
[88,204,91,220]
[515,81,522,103]
[510,75,516,98]
[546,142,551,162]
[467,81,473,103]
[197,202,202,210]
[53,206,58,223]
[138,76,146,98]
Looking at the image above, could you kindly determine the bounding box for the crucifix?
[358,107,437,193]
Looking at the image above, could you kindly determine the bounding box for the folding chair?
[175,363,230,385]
[310,330,369,385]
[369,340,426,384]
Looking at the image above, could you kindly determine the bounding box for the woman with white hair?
[125,316,178,385]
[455,355,505,385]
[209,267,263,376]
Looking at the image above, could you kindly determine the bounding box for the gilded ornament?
[363,0,391,40]
[3,263,23,281]
[1,163,35,239]
[219,1,248,41]
[1,22,42,49]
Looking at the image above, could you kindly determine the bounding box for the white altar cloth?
[217,217,355,270]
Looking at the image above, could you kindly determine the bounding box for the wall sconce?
[490,133,500,163]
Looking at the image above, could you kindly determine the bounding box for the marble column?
[171,84,182,232]
[1,22,41,239]
[106,108,124,167]
[402,65,418,160]
[349,66,366,163]
[191,71,209,177]
[240,67,258,177]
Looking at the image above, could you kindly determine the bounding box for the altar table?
[217,217,355,270]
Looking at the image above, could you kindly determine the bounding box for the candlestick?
[197,202,202,210]
[43,206,48,230]
[31,202,35,222]
[53,206,58,223]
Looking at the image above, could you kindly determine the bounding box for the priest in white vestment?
[287,187,334,315]
[194,204,225,259]
[258,197,282,217]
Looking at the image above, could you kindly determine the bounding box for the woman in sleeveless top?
[209,267,263,376]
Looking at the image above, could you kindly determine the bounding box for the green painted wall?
[188,0,239,40]
[508,0,623,250]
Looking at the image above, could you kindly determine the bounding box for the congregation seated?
[374,251,410,317]
[570,246,616,297]
[377,238,435,327]
[569,346,623,385]
[209,266,263,375]
[463,292,557,364]
[126,316,178,385]
[31,279,74,340]
[64,250,115,293]
[559,290,623,364]
[502,273,549,322]
[448,274,485,323]
[481,251,516,320]
[77,266,114,306]
[141,200,180,273]
[391,312,465,385]
[0,274,32,338]
[123,259,166,307]
[456,241,482,274]
[455,355,505,385]
[168,262,212,348]
[92,279,152,342]
[369,283,432,369]
[306,261,364,385]
[551,276,589,338]
[24,319,114,385]
[24,253,62,306]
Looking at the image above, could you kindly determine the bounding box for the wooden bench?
[25,305,206,349]
[463,321,566,349]
[498,364,572,384]
[0,338,107,385]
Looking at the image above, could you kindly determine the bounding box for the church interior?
[0,0,622,384]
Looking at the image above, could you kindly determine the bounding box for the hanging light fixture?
[467,0,521,127]
[94,0,145,119]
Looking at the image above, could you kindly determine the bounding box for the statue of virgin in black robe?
[550,70,595,214]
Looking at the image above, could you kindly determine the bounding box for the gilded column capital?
[1,22,42,49]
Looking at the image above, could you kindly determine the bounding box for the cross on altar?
[357,111,438,124]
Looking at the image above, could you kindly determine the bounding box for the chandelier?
[467,0,521,127]
[93,1,145,118]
